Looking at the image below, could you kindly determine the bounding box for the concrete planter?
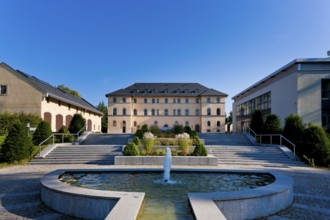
[115,155,218,166]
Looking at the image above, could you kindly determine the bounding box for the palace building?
[106,83,228,134]
[232,57,330,132]
[0,62,102,132]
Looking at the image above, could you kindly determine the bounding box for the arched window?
[177,109,181,116]
[144,109,148,116]
[207,121,211,126]
[66,115,72,127]
[113,108,117,115]
[152,109,156,116]
[123,120,126,126]
[217,121,221,127]
[123,108,127,115]
[164,109,168,116]
[113,120,117,127]
[185,109,189,116]
[87,119,92,131]
[44,112,52,128]
[207,108,211,115]
[134,109,137,116]
[217,108,221,115]
[196,109,200,116]
[56,114,63,131]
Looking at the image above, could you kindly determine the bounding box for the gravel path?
[0,164,329,219]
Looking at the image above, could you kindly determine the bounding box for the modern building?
[0,62,103,132]
[232,57,330,132]
[106,83,228,134]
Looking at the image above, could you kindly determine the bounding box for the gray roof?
[0,62,102,115]
[232,57,330,100]
[106,83,228,97]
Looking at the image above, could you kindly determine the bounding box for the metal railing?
[247,126,296,160]
[38,126,86,156]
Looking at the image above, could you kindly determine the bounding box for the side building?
[232,57,330,132]
[0,62,103,132]
[106,83,228,134]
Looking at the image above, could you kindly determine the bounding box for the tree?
[282,114,305,147]
[226,111,233,132]
[69,114,85,134]
[173,124,184,134]
[263,114,282,134]
[1,122,33,163]
[33,121,52,145]
[250,110,264,133]
[58,84,81,98]
[96,101,108,133]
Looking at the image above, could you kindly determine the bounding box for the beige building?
[232,57,330,132]
[106,83,228,134]
[0,62,102,132]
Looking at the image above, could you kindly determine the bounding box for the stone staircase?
[209,145,306,167]
[30,145,123,165]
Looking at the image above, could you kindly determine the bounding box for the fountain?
[163,147,172,183]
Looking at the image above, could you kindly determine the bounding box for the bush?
[33,121,52,145]
[193,143,208,156]
[250,110,264,133]
[173,125,184,134]
[57,126,73,143]
[141,124,149,133]
[263,114,282,134]
[176,133,190,155]
[0,113,41,136]
[0,122,33,163]
[143,132,155,155]
[192,136,201,145]
[302,124,330,166]
[134,129,144,139]
[184,126,192,134]
[282,114,304,148]
[123,142,140,156]
[69,114,85,134]
[133,136,141,146]
[149,125,161,136]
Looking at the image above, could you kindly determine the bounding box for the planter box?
[115,155,218,166]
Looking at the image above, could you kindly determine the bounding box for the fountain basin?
[41,168,293,220]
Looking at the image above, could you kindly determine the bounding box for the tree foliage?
[96,101,108,133]
[123,142,140,156]
[263,114,282,134]
[33,121,52,145]
[283,114,305,147]
[69,114,85,134]
[58,84,81,98]
[193,143,208,156]
[249,110,264,133]
[1,122,33,163]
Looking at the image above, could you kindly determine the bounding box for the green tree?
[123,142,140,156]
[226,111,233,132]
[1,122,33,163]
[69,114,85,134]
[282,114,305,147]
[249,110,264,133]
[149,124,161,136]
[263,114,282,134]
[58,84,81,98]
[193,143,208,156]
[96,101,108,133]
[173,124,184,134]
[141,124,149,133]
[303,124,330,166]
[33,121,52,145]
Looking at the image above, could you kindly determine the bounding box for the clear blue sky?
[1,0,329,114]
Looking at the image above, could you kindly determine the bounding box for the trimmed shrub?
[69,114,85,134]
[33,121,52,145]
[133,136,141,146]
[141,124,149,133]
[250,110,264,133]
[1,122,33,163]
[149,125,161,136]
[184,126,192,134]
[282,114,304,148]
[193,143,208,156]
[134,129,144,139]
[173,125,184,134]
[303,124,330,166]
[123,142,140,156]
[57,126,73,143]
[192,136,201,145]
[263,114,282,134]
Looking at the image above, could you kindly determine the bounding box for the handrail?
[246,126,296,160]
[38,126,86,157]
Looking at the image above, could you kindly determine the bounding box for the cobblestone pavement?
[0,164,329,220]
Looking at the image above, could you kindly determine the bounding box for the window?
[113,120,117,127]
[157,109,159,115]
[207,121,211,126]
[178,98,181,104]
[217,121,221,127]
[185,109,189,116]
[164,109,168,116]
[207,97,211,103]
[113,97,117,103]
[0,85,7,95]
[165,98,168,104]
[207,108,211,115]
[196,98,199,103]
[196,109,200,116]
[144,109,148,116]
[113,108,117,115]
[144,98,148,103]
[123,98,126,103]
[185,121,189,127]
[217,108,221,115]
[122,108,127,115]
[134,98,137,103]
[152,109,156,116]
[152,98,155,103]
[173,109,176,116]
[134,121,137,126]
[185,98,189,104]
[173,98,176,103]
[217,97,221,103]
[157,99,159,103]
[134,109,137,116]
[177,109,181,116]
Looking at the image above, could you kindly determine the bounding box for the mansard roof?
[106,83,228,97]
[0,62,102,115]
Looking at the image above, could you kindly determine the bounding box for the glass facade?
[235,92,271,132]
[322,79,330,131]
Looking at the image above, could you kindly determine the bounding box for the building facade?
[106,83,227,134]
[0,62,102,132]
[232,57,330,132]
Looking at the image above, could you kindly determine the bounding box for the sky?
[1,0,330,114]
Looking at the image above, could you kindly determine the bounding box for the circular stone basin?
[60,171,275,219]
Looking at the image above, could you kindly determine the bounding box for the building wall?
[0,65,42,115]
[107,95,226,133]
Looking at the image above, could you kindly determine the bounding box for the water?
[163,147,172,182]
[60,171,275,220]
